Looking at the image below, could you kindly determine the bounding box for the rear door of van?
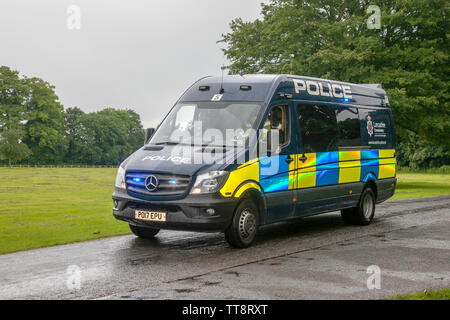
[359,107,397,200]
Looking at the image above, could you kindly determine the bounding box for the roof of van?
[179,74,389,107]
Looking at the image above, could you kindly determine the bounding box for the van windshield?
[148,102,262,147]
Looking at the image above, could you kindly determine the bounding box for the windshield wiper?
[152,141,243,148]
[153,141,181,146]
[203,144,239,148]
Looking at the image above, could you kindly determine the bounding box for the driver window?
[262,105,289,147]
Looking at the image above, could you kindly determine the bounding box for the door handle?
[298,155,307,163]
[285,156,294,164]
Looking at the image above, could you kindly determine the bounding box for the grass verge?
[385,288,450,300]
[0,168,129,255]
[0,168,449,254]
[391,171,450,200]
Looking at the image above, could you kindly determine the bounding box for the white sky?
[0,0,266,128]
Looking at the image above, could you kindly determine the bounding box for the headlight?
[190,171,229,194]
[115,166,126,189]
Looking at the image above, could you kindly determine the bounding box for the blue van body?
[112,74,397,243]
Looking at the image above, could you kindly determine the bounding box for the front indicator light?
[115,166,126,189]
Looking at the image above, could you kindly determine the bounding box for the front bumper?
[112,188,238,232]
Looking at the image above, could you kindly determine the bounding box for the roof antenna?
[219,65,226,94]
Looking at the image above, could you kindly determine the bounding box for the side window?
[359,108,393,149]
[297,104,338,153]
[262,105,289,146]
[336,107,361,147]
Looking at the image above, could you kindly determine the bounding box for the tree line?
[0,66,144,166]
[221,0,449,169]
[2,1,449,168]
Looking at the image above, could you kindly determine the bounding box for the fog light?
[205,208,216,216]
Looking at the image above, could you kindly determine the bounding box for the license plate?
[135,210,166,222]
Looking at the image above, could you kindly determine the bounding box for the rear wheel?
[129,224,160,238]
[341,187,376,225]
[225,199,259,248]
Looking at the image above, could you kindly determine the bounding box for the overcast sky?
[0,0,266,128]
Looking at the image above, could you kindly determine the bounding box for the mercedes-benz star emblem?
[145,175,159,192]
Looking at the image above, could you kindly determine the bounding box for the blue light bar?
[343,97,351,103]
[169,179,177,185]
[133,177,143,183]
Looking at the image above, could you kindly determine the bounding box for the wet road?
[0,196,449,300]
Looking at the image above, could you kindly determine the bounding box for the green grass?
[0,168,130,255]
[391,171,450,200]
[398,165,450,174]
[385,288,450,300]
[0,168,449,255]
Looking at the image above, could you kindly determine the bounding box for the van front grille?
[125,172,191,196]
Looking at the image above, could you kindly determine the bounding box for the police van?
[112,74,396,248]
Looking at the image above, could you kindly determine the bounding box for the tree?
[64,108,144,165]
[0,66,29,131]
[0,127,32,167]
[84,108,144,165]
[0,66,66,165]
[23,78,67,164]
[0,66,32,166]
[0,65,146,165]
[64,107,86,164]
[221,0,450,152]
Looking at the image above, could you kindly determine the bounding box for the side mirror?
[145,128,155,144]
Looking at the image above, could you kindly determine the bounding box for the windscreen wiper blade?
[153,141,181,145]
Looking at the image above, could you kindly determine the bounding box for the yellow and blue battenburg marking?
[219,158,260,197]
[259,155,296,192]
[219,149,396,198]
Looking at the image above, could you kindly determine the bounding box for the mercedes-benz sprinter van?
[112,74,396,248]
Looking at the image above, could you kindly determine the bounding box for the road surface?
[0,196,449,300]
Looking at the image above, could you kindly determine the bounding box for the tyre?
[129,224,160,238]
[341,187,376,225]
[224,199,259,248]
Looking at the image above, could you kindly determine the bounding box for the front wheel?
[225,199,259,248]
[129,224,160,238]
[341,187,376,225]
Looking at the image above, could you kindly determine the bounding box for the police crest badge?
[367,116,374,137]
